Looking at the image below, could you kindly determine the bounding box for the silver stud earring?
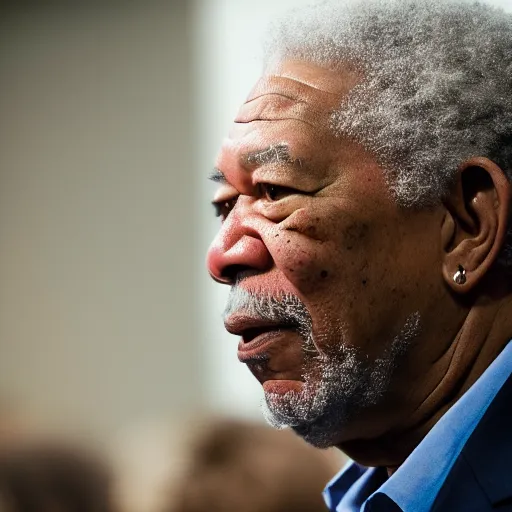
[453,265,466,285]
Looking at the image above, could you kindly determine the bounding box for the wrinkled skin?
[206,59,512,469]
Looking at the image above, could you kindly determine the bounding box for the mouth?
[224,315,297,360]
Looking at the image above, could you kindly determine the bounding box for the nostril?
[222,264,252,284]
[207,235,273,284]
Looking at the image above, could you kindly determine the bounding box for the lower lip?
[237,329,294,360]
[263,379,303,395]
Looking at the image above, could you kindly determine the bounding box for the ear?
[441,157,511,293]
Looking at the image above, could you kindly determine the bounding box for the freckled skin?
[207,59,512,469]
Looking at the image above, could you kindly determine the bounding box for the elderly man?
[206,0,512,510]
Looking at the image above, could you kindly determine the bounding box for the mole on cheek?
[320,270,328,278]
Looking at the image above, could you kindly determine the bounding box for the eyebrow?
[208,143,306,183]
[242,143,299,167]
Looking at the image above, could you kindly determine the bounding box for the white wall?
[488,0,512,8]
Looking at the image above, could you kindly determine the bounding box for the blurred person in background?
[0,440,114,512]
[0,405,28,448]
[110,421,188,512]
[206,0,512,510]
[168,418,338,512]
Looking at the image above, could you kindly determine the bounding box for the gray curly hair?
[264,0,512,272]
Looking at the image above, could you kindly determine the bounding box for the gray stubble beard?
[224,287,421,449]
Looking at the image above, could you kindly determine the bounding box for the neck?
[338,278,512,471]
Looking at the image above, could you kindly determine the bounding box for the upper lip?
[224,314,291,343]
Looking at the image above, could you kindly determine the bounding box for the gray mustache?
[223,287,313,336]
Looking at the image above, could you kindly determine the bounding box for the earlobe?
[452,265,467,285]
[442,157,511,293]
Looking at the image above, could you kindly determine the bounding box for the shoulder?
[433,374,512,512]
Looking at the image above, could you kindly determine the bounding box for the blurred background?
[1,0,512,447]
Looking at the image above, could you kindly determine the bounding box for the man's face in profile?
[206,60,447,448]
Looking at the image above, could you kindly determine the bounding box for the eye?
[259,183,297,201]
[212,196,238,221]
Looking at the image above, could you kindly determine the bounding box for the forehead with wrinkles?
[237,60,360,125]
[220,60,361,175]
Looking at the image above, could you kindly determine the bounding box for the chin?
[291,421,343,449]
[261,389,350,449]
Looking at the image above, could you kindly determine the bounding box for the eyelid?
[213,182,239,202]
[260,183,297,200]
[212,195,239,220]
[257,180,323,202]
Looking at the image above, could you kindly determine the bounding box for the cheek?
[277,239,331,290]
[270,211,405,353]
[271,209,379,297]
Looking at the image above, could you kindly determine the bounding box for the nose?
[206,200,273,285]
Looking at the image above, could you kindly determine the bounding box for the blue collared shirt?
[324,342,512,512]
